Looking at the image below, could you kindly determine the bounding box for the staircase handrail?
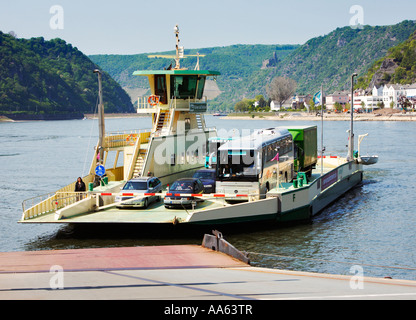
[126,134,142,180]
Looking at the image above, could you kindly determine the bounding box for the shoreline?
[2,113,415,122]
[221,113,416,121]
[86,112,416,122]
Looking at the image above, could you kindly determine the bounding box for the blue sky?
[1,0,415,55]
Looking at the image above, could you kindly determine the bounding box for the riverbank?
[2,111,414,122]
[224,111,416,121]
[84,113,148,119]
[0,116,13,122]
[0,113,85,122]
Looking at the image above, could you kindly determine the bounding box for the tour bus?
[215,128,294,200]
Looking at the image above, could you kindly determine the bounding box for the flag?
[271,152,279,162]
[313,91,322,106]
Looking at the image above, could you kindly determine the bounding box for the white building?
[372,85,383,97]
[382,83,416,108]
[352,83,416,111]
[270,98,294,111]
[353,95,383,112]
[270,100,280,111]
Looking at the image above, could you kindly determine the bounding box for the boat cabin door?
[154,75,167,105]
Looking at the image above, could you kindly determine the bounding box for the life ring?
[148,95,160,106]
[126,134,137,145]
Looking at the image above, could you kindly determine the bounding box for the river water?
[1,115,415,280]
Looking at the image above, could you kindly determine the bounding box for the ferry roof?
[133,69,221,76]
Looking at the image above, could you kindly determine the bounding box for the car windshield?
[193,172,214,180]
[123,181,148,191]
[170,181,194,191]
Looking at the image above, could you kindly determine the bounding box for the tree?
[234,100,247,112]
[255,95,267,109]
[334,102,343,112]
[266,77,297,108]
[398,95,411,111]
[309,98,315,113]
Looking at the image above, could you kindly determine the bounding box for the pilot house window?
[171,75,206,99]
[171,76,197,99]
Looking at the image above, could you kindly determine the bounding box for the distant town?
[272,83,416,113]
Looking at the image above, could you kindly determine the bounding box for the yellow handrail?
[21,175,94,220]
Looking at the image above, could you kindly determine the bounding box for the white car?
[115,177,162,208]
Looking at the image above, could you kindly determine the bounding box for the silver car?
[164,178,205,209]
[115,177,162,208]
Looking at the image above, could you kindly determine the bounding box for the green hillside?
[90,21,416,111]
[269,20,416,95]
[356,29,416,90]
[90,45,298,111]
[0,32,134,117]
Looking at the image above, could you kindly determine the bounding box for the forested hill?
[90,44,299,110]
[0,32,134,118]
[356,29,416,90]
[267,20,416,95]
[90,20,416,111]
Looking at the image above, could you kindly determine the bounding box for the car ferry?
[20,26,376,226]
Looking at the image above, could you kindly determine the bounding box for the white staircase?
[196,113,205,130]
[133,146,148,178]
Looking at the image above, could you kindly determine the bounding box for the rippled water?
[1,116,415,280]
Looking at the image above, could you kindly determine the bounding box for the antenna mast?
[174,25,180,69]
[174,24,185,69]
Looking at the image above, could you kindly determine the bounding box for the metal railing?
[137,95,209,113]
[22,192,89,220]
[105,130,152,149]
[137,96,163,113]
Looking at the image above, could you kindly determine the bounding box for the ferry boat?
[20,26,377,226]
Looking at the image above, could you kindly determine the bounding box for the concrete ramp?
[0,245,247,274]
[1,245,415,300]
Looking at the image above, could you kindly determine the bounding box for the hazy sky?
[1,0,415,55]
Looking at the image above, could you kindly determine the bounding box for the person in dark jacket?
[75,177,86,200]
[75,177,86,191]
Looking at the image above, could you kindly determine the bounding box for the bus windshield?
[217,150,258,181]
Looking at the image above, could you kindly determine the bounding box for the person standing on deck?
[75,177,86,200]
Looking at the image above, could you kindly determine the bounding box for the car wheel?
[143,198,148,209]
